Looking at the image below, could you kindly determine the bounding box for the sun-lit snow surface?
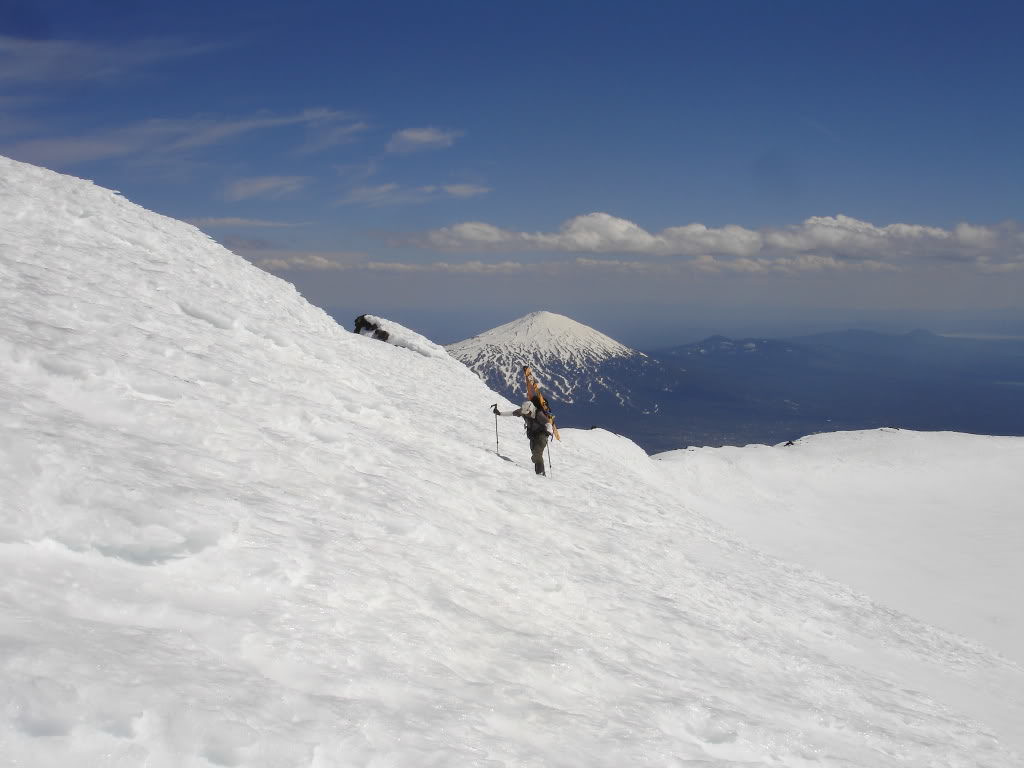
[657,430,1024,665]
[2,155,1023,766]
[657,431,1024,750]
[447,311,642,404]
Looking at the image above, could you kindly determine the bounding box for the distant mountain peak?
[446,311,647,405]
[448,311,636,366]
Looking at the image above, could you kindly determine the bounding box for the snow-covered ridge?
[2,156,1023,765]
[356,313,450,359]
[447,310,643,403]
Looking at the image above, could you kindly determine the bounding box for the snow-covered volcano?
[2,156,1024,765]
[447,311,662,409]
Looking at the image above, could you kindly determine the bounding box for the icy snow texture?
[1,154,1023,766]
[447,310,639,403]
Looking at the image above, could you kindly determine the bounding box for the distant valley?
[445,313,1024,453]
[633,329,1024,452]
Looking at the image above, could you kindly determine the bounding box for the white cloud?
[953,222,998,248]
[188,217,305,229]
[386,127,462,153]
[409,212,1020,272]
[419,213,762,257]
[224,176,309,201]
[763,215,949,258]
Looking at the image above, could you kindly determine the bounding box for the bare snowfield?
[657,430,1024,667]
[2,155,1022,766]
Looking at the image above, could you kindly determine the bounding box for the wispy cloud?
[232,240,533,275]
[296,120,368,155]
[337,182,490,206]
[1,108,362,167]
[686,253,900,275]
[337,183,405,206]
[254,256,539,275]
[222,240,368,272]
[386,126,462,153]
[405,212,1022,272]
[363,260,530,274]
[188,217,306,229]
[573,252,899,275]
[254,253,358,271]
[238,250,904,278]
[167,111,331,151]
[0,35,216,84]
[4,135,136,166]
[224,176,310,201]
[336,159,379,182]
[441,183,490,198]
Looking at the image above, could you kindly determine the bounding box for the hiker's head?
[520,400,536,417]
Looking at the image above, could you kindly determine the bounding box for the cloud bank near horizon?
[402,213,1024,273]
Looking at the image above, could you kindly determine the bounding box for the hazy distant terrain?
[439,310,1024,453]
[559,330,1024,453]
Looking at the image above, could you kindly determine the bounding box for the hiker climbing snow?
[493,397,553,475]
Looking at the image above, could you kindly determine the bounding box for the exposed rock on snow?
[355,312,450,359]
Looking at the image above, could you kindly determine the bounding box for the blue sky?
[3,0,1023,344]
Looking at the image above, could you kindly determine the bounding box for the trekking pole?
[491,404,499,455]
[547,439,553,478]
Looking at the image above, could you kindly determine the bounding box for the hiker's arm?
[538,411,553,434]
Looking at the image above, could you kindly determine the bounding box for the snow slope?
[657,429,1024,665]
[2,155,1023,766]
